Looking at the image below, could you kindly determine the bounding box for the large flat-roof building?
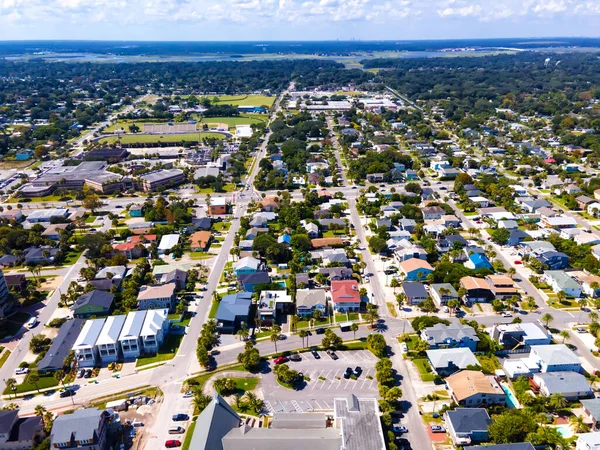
[140,169,185,191]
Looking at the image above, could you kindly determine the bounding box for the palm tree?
[549,393,568,411]
[507,267,516,279]
[34,405,47,418]
[299,329,308,348]
[559,329,570,344]
[233,393,243,410]
[447,299,460,316]
[350,323,359,339]
[28,373,40,393]
[5,378,17,399]
[237,323,249,342]
[192,393,212,414]
[364,305,379,327]
[570,414,590,433]
[270,329,280,353]
[589,311,599,322]
[390,278,399,292]
[541,313,554,328]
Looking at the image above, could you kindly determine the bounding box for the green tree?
[299,329,308,348]
[420,297,436,315]
[541,313,554,328]
[28,373,40,393]
[5,378,17,399]
[489,410,538,443]
[549,393,568,411]
[196,345,210,368]
[192,393,212,414]
[559,329,570,344]
[367,333,387,358]
[490,228,510,245]
[350,323,359,339]
[237,343,261,371]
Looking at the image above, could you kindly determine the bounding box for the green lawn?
[0,349,10,369]
[209,300,220,319]
[335,313,351,323]
[85,215,97,224]
[199,116,265,128]
[190,252,214,260]
[348,312,359,321]
[323,230,346,238]
[213,222,231,232]
[99,132,226,145]
[197,183,236,194]
[413,359,437,382]
[4,372,59,395]
[8,194,73,204]
[403,334,420,351]
[211,95,275,107]
[182,420,197,450]
[135,334,184,367]
[61,251,83,266]
[232,377,260,393]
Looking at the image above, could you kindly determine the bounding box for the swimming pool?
[554,424,573,438]
[501,384,518,408]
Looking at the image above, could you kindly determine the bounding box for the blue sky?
[0,0,599,41]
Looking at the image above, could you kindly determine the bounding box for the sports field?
[99,132,226,144]
[199,116,265,128]
[104,120,168,133]
[211,94,275,107]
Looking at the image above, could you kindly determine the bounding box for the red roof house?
[330,280,361,312]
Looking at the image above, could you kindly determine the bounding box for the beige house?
[446,370,507,407]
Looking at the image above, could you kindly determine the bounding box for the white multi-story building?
[140,309,169,354]
[118,311,147,359]
[95,315,126,363]
[72,319,106,368]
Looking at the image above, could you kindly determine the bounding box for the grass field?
[99,132,226,144]
[212,95,275,107]
[0,349,10,369]
[135,334,184,367]
[5,372,60,395]
[413,359,437,382]
[199,115,265,128]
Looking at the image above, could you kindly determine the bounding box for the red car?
[273,356,288,365]
[514,260,522,265]
[165,440,181,448]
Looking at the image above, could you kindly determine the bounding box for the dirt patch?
[39,276,62,291]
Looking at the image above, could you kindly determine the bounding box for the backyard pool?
[501,384,518,408]
[554,424,573,438]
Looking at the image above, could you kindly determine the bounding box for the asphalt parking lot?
[262,350,379,413]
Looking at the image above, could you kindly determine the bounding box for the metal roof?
[95,315,126,346]
[119,311,147,340]
[73,318,106,350]
[140,309,168,338]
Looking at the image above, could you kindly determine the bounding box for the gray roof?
[96,265,127,279]
[190,393,241,450]
[0,410,18,434]
[271,413,329,429]
[296,289,327,309]
[401,282,427,298]
[334,395,386,450]
[51,408,109,446]
[426,348,478,370]
[222,426,341,450]
[140,168,184,183]
[544,271,581,290]
[535,372,591,395]
[237,272,270,286]
[469,443,535,450]
[446,408,491,433]
[9,416,43,443]
[531,344,581,366]
[216,292,252,322]
[71,290,114,311]
[521,241,556,252]
[422,323,480,346]
[38,318,85,372]
[582,398,600,420]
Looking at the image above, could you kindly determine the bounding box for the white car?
[400,343,408,353]
[15,367,29,375]
[502,312,512,318]
[183,391,194,398]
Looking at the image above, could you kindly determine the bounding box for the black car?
[172,414,189,422]
[396,438,412,450]
[289,354,302,362]
[84,369,92,379]
[77,369,85,379]
[315,328,326,335]
[311,350,320,359]
[344,367,353,379]
[60,389,75,398]
[327,350,338,360]
[353,366,362,377]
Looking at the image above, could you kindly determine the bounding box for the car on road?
[577,327,588,333]
[326,350,338,360]
[59,389,75,398]
[115,205,123,209]
[26,317,38,329]
[353,366,362,377]
[289,354,301,362]
[501,312,512,318]
[311,350,320,359]
[165,440,181,448]
[84,369,92,378]
[399,342,408,353]
[14,367,29,375]
[514,260,522,264]
[396,438,412,450]
[430,425,446,433]
[393,425,408,434]
[77,369,85,378]
[273,356,288,365]
[172,414,189,422]
[344,367,353,379]
[183,391,194,398]
[315,328,326,335]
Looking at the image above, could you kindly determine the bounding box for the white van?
[26,317,38,329]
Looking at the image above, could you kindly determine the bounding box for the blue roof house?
[465,253,493,271]
[278,234,291,245]
[216,292,252,333]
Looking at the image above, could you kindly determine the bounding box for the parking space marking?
[323,400,331,409]
[279,401,288,412]
[291,400,302,413]
[312,400,323,410]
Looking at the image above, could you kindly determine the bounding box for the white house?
[118,311,147,359]
[470,197,490,208]
[95,315,126,363]
[577,432,600,450]
[140,309,169,354]
[158,234,180,254]
[72,318,106,368]
[530,344,582,373]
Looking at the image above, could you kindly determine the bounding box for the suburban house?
[140,309,169,354]
[469,445,534,450]
[209,197,227,215]
[118,310,147,359]
[233,257,262,276]
[446,370,507,407]
[330,280,361,312]
[400,282,429,305]
[532,372,592,400]
[136,284,176,311]
[422,206,445,220]
[577,432,600,450]
[94,266,127,289]
[0,409,44,450]
[485,275,519,300]
[38,319,85,373]
[190,231,212,252]
[459,277,493,303]
[158,234,180,254]
[216,292,252,333]
[421,323,479,351]
[490,322,551,349]
[582,399,600,430]
[430,283,459,306]
[72,318,106,368]
[444,408,492,446]
[464,253,493,271]
[543,271,582,298]
[112,243,144,259]
[260,196,279,212]
[237,272,270,292]
[399,258,434,281]
[95,315,126,363]
[426,348,479,376]
[71,290,114,319]
[296,289,328,317]
[50,408,117,450]
[158,268,188,291]
[535,251,569,270]
[25,247,58,265]
[256,290,293,322]
[530,344,582,373]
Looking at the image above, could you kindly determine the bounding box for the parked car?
[400,343,408,353]
[344,367,353,379]
[14,367,29,375]
[172,414,189,422]
[165,440,181,448]
[577,327,588,333]
[430,425,446,433]
[273,356,288,365]
[315,328,326,335]
[77,369,85,378]
[311,350,320,359]
[353,366,362,377]
[501,312,512,318]
[84,369,92,378]
[183,391,194,398]
[396,437,412,450]
[514,260,522,264]
[393,425,408,434]
[289,354,301,362]
[132,420,144,427]
[326,350,338,360]
[59,389,75,398]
